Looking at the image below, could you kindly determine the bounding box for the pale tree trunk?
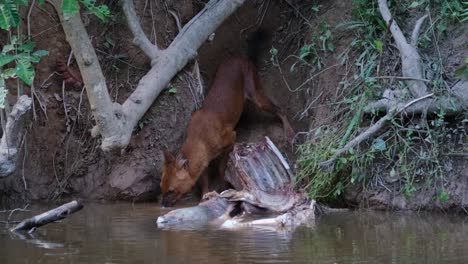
[51,0,246,152]
[0,95,32,177]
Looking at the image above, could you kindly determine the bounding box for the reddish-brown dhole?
[160,30,294,207]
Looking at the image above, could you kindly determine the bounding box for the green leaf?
[0,54,15,67]
[299,44,311,60]
[15,59,34,85]
[455,65,468,79]
[372,138,387,151]
[15,0,28,6]
[5,0,19,26]
[168,86,177,94]
[0,4,11,30]
[2,44,14,53]
[18,41,35,52]
[0,1,20,30]
[270,47,278,56]
[408,1,421,8]
[32,50,49,57]
[374,39,383,52]
[439,190,450,202]
[61,0,79,16]
[2,67,16,78]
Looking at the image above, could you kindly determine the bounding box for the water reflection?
[1,203,468,263]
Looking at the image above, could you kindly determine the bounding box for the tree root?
[0,96,32,177]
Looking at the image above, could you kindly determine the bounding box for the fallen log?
[10,200,83,233]
[157,137,321,230]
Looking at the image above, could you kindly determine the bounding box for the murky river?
[1,202,468,263]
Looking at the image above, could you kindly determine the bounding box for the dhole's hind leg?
[245,67,295,140]
[218,130,236,179]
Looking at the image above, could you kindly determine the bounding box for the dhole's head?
[160,151,195,207]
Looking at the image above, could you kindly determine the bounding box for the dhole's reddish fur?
[161,33,294,207]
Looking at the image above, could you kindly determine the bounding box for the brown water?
[1,203,468,264]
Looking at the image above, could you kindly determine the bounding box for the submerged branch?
[10,200,83,233]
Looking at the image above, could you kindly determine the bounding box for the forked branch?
[52,0,246,151]
[121,0,159,60]
[377,0,428,98]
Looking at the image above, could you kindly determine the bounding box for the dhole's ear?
[163,150,175,164]
[176,154,188,168]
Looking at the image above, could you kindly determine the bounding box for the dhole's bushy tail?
[247,29,269,65]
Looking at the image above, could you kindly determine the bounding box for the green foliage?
[0,0,25,30]
[0,36,48,107]
[407,0,468,36]
[455,56,468,79]
[167,86,177,95]
[290,22,335,74]
[61,0,79,16]
[0,0,111,27]
[0,0,110,109]
[60,0,110,21]
[81,0,110,21]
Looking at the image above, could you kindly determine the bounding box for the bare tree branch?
[378,0,428,98]
[365,81,468,114]
[411,14,428,46]
[121,0,159,61]
[10,200,83,233]
[52,0,247,151]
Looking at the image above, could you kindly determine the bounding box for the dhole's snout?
[161,191,178,207]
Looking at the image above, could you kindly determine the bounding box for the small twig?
[31,88,48,119]
[411,14,428,46]
[62,50,73,125]
[319,93,434,170]
[168,10,182,31]
[27,0,36,39]
[283,0,313,28]
[290,64,340,92]
[20,132,28,190]
[296,91,323,120]
[373,76,431,82]
[5,204,30,223]
[240,0,270,37]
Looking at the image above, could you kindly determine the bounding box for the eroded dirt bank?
[0,0,466,211]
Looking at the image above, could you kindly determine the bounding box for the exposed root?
[0,96,32,177]
[377,0,428,98]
